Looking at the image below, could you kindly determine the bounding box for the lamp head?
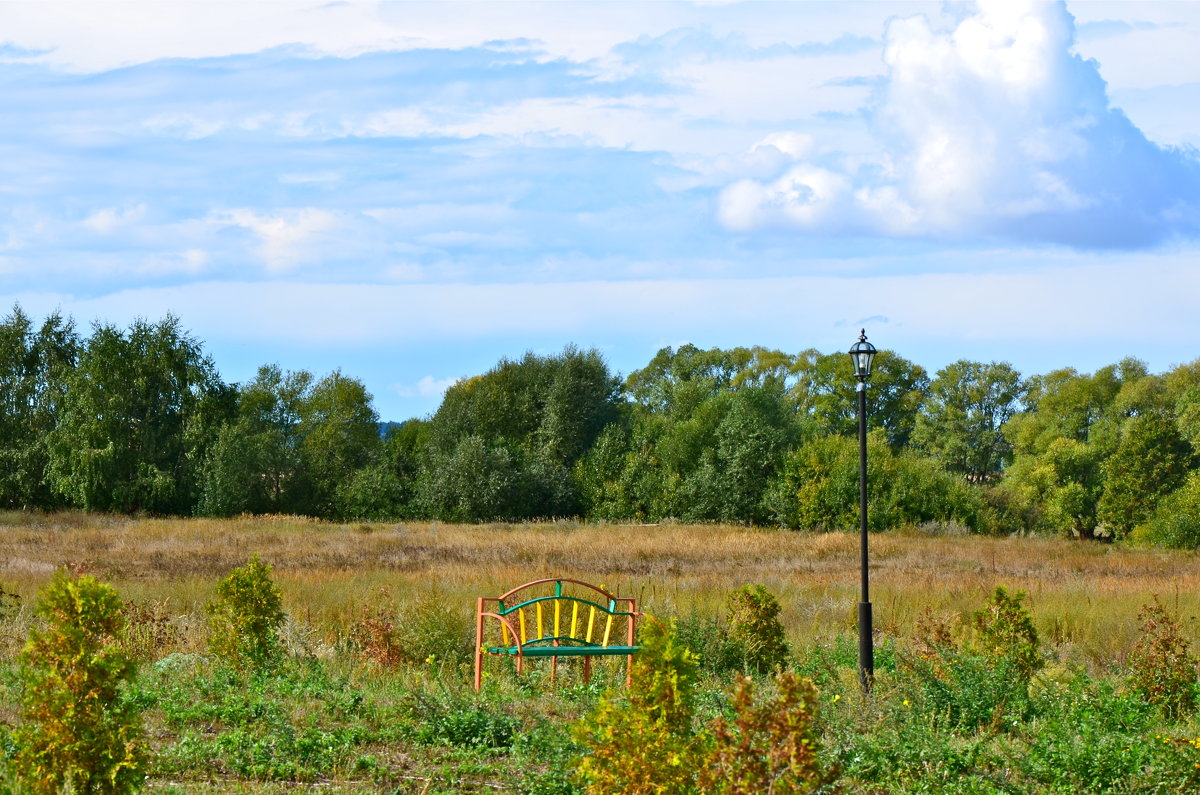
[848,329,876,382]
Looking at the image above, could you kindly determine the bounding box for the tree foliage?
[0,306,78,509]
[47,316,231,514]
[3,306,1199,542]
[913,360,1024,480]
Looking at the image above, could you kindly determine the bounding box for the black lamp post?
[849,329,877,693]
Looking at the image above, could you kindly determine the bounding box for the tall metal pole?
[857,379,874,693]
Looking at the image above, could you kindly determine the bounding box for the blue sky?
[3,0,1199,420]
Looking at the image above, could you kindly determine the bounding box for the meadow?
[2,512,1200,792]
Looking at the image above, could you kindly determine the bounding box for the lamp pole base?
[858,600,874,693]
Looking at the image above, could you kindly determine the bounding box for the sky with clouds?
[2,0,1199,420]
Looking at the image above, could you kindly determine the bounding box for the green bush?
[727,584,790,674]
[13,570,146,794]
[393,591,475,666]
[896,588,1042,731]
[1126,598,1198,719]
[971,586,1043,682]
[207,555,286,670]
[700,672,837,794]
[674,611,745,678]
[406,691,520,749]
[575,620,701,794]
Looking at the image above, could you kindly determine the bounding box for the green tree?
[47,316,232,514]
[300,370,380,516]
[1097,414,1193,538]
[1005,437,1105,538]
[417,435,521,522]
[0,306,78,509]
[197,365,313,516]
[625,344,754,418]
[1001,361,1145,538]
[678,386,796,523]
[1142,470,1200,549]
[1004,362,1136,459]
[912,360,1024,481]
[790,348,928,448]
[425,347,620,519]
[336,418,428,520]
[433,346,619,467]
[768,432,985,532]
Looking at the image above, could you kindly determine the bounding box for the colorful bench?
[474,578,641,690]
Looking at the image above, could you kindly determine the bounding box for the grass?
[1,512,1196,670]
[2,512,1200,791]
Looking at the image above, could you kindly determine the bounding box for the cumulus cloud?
[718,0,1200,248]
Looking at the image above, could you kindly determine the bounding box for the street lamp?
[849,329,877,693]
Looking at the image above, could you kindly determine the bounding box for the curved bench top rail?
[479,612,522,648]
[496,577,623,605]
[494,593,632,616]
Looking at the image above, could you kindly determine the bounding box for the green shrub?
[674,611,745,678]
[896,589,1042,731]
[727,584,790,674]
[795,634,896,687]
[1022,671,1157,790]
[13,570,146,794]
[1126,598,1198,719]
[207,555,286,670]
[700,672,838,794]
[393,591,475,666]
[575,620,701,794]
[971,586,1043,682]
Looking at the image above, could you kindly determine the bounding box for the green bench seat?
[486,644,640,657]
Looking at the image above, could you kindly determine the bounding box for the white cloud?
[81,204,147,233]
[395,375,460,399]
[210,208,343,273]
[717,0,1200,248]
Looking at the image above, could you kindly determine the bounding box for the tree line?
[2,305,1198,546]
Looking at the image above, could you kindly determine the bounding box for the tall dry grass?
[0,511,1196,670]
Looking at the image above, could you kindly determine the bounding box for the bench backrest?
[482,578,636,650]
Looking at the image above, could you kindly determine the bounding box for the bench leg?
[583,655,592,684]
[474,598,485,691]
[551,654,558,684]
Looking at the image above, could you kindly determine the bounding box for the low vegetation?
[0,514,1198,791]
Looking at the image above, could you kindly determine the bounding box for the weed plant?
[1126,597,1199,719]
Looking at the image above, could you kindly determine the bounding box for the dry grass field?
[2,511,1197,671]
